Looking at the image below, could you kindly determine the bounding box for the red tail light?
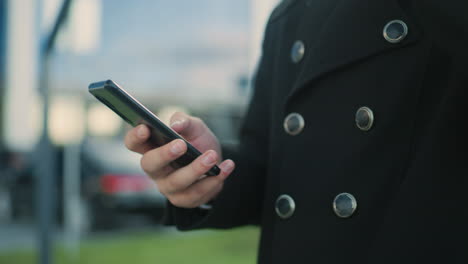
[100,174,155,194]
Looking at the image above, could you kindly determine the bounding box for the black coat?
[164,0,468,263]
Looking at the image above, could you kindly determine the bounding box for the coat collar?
[286,0,421,102]
[269,0,299,24]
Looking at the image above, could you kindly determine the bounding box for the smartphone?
[88,80,221,176]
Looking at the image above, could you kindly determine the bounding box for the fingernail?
[171,140,184,155]
[201,151,216,166]
[222,160,234,173]
[170,119,184,128]
[137,126,146,138]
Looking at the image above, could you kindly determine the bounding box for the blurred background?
[0,0,279,263]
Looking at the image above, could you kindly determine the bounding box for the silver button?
[355,106,374,131]
[383,20,408,44]
[291,40,305,63]
[333,193,357,218]
[275,194,296,219]
[284,113,305,136]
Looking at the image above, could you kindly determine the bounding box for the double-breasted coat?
[164,0,468,263]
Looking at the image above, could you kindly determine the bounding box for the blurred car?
[0,149,35,223]
[80,137,167,231]
[3,138,165,232]
[3,104,244,232]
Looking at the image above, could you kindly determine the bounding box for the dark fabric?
[163,0,468,263]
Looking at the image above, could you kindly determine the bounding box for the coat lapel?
[287,0,422,101]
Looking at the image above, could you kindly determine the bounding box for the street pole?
[36,54,55,264]
[35,1,73,263]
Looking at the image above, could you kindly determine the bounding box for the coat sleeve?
[162,24,273,230]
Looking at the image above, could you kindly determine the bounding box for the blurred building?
[51,1,251,105]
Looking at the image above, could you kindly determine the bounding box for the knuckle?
[124,133,135,150]
[214,182,224,195]
[192,116,203,124]
[190,159,209,175]
[162,143,176,160]
[164,176,179,194]
[169,194,189,208]
[154,181,166,195]
[168,195,182,207]
[140,154,156,175]
[207,181,222,197]
[140,147,173,175]
[189,184,206,199]
[187,201,199,209]
[170,111,184,122]
[184,197,200,209]
[215,176,225,186]
[155,177,171,194]
[162,165,174,175]
[171,192,199,209]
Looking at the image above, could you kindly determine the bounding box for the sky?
[50,0,253,106]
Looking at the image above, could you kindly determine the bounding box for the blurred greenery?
[0,226,260,264]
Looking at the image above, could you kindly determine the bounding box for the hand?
[124,112,235,208]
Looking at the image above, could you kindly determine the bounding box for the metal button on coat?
[284,113,305,135]
[333,193,357,218]
[383,20,408,43]
[355,107,374,131]
[291,40,305,63]
[276,194,296,219]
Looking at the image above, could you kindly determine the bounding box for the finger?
[124,124,153,154]
[197,181,223,206]
[140,139,187,178]
[169,112,190,132]
[215,159,235,180]
[170,180,223,208]
[160,150,218,194]
[162,153,234,195]
[170,112,205,141]
[187,159,235,204]
[168,160,235,208]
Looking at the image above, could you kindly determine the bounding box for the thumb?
[170,112,206,141]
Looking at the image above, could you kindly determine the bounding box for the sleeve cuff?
[162,200,213,231]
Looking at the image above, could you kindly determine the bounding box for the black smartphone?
[88,80,221,176]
